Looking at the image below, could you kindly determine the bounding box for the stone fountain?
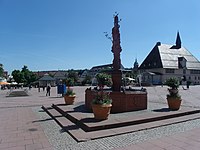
[85,14,147,113]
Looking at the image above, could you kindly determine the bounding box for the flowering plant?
[96,73,112,89]
[165,77,179,89]
[165,77,181,99]
[64,88,75,96]
[92,91,112,105]
[64,78,75,88]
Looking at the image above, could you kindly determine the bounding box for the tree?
[82,75,92,85]
[0,64,4,77]
[12,70,25,83]
[21,65,32,85]
[11,65,37,86]
[96,73,112,88]
[68,70,78,83]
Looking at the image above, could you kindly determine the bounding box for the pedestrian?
[186,81,191,89]
[46,84,51,96]
[181,75,186,90]
[29,85,32,90]
[43,86,45,91]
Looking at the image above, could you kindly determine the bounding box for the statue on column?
[111,14,122,92]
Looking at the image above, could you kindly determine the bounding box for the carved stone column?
[111,14,122,92]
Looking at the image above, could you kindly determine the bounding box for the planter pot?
[91,104,112,120]
[64,95,76,105]
[167,97,182,110]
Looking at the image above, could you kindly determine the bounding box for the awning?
[0,81,10,85]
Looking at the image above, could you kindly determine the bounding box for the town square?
[1,1,200,150]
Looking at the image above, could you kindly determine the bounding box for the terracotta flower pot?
[167,97,182,110]
[64,95,76,105]
[92,104,112,120]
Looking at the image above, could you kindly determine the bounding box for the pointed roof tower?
[133,58,139,69]
[170,31,182,49]
[176,31,181,48]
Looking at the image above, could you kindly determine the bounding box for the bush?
[92,91,112,105]
[96,73,112,88]
[165,77,179,89]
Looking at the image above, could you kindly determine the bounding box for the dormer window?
[178,57,187,69]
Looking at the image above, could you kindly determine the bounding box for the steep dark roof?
[139,42,163,69]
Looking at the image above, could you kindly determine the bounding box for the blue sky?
[0,0,200,74]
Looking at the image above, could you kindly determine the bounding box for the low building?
[138,32,200,85]
[38,73,56,87]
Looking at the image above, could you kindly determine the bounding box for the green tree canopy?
[96,73,112,87]
[67,70,78,83]
[12,70,25,84]
[12,65,37,86]
[82,74,92,85]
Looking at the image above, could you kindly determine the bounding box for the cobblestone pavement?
[0,85,200,150]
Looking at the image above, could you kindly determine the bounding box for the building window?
[140,70,145,73]
[190,70,200,74]
[165,69,175,73]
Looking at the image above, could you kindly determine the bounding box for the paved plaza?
[0,85,200,150]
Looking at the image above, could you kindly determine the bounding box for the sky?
[0,0,200,74]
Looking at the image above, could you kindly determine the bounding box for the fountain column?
[111,14,122,92]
